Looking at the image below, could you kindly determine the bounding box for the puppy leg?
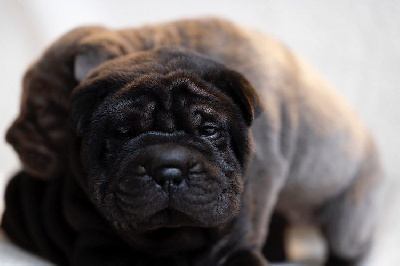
[262,212,288,262]
[318,141,385,266]
[212,159,286,266]
[239,158,287,266]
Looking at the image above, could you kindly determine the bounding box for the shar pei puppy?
[2,18,384,266]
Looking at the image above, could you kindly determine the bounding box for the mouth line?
[136,207,206,231]
[142,225,206,240]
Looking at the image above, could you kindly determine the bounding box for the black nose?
[148,145,191,192]
[154,167,183,189]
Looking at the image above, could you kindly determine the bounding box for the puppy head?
[71,48,262,247]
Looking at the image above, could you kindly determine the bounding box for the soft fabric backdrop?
[0,0,399,265]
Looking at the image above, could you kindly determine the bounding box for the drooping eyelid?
[190,104,229,125]
[201,121,220,129]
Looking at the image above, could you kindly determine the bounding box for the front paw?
[224,250,269,266]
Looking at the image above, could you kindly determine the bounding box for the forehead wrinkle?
[107,98,135,113]
[96,94,155,125]
[116,73,167,100]
[95,72,238,121]
[93,101,131,125]
[116,75,174,110]
[163,87,173,111]
[189,103,229,123]
[170,77,223,103]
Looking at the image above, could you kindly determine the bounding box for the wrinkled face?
[71,50,258,250]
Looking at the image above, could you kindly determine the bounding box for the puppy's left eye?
[118,126,130,134]
[198,124,220,138]
[113,126,131,138]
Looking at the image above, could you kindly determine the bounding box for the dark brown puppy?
[3,18,384,266]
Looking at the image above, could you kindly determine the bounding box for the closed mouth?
[137,208,204,231]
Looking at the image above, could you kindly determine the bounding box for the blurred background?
[0,0,399,265]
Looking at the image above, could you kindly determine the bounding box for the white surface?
[0,0,399,265]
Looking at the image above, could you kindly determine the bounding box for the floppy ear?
[204,69,263,126]
[71,46,122,135]
[6,27,131,180]
[73,32,130,82]
[70,79,119,137]
[74,27,135,82]
[6,66,70,180]
[74,50,110,82]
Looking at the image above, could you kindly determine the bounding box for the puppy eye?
[198,124,220,138]
[118,126,129,134]
[113,126,131,138]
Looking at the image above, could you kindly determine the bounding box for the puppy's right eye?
[112,126,132,139]
[198,123,221,138]
[118,126,129,134]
